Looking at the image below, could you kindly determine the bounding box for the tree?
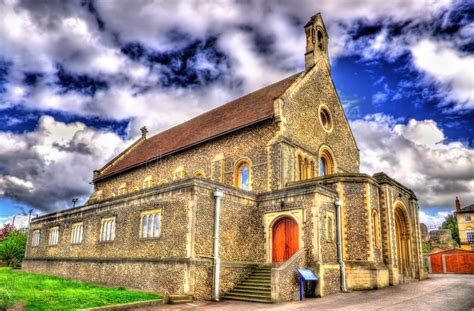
[441,214,460,246]
[0,224,16,242]
[0,231,27,268]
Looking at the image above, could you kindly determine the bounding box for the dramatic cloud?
[0,116,128,212]
[352,114,474,209]
[411,39,474,110]
[0,0,471,216]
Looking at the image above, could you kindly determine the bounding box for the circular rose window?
[319,106,333,132]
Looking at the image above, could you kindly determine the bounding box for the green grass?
[0,267,160,310]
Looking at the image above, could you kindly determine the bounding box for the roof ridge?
[95,72,301,181]
[145,72,302,142]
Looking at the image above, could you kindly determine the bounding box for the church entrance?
[272,217,299,262]
[394,206,412,280]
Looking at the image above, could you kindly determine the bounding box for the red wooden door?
[272,217,299,262]
[431,254,443,273]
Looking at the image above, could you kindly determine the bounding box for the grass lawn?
[0,267,161,310]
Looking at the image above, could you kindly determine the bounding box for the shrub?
[0,232,27,268]
[0,285,13,311]
[0,225,16,242]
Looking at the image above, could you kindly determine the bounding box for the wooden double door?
[272,217,299,262]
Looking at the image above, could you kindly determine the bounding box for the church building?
[24,13,426,302]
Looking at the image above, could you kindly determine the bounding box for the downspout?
[335,198,348,292]
[212,189,224,301]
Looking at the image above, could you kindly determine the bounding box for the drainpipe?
[212,189,224,301]
[335,198,348,292]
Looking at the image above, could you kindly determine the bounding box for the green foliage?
[0,284,13,311]
[0,267,160,310]
[0,232,27,268]
[422,241,431,254]
[441,214,460,246]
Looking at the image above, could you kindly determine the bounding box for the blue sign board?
[298,269,318,281]
[297,269,318,301]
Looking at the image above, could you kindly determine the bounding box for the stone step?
[235,285,271,291]
[241,279,271,285]
[223,291,271,299]
[242,278,272,284]
[247,275,271,280]
[240,282,271,287]
[231,288,271,295]
[169,295,193,304]
[251,272,271,276]
[222,295,272,303]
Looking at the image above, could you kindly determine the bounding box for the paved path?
[136,274,474,310]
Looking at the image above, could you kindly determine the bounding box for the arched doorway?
[272,217,299,262]
[394,206,411,278]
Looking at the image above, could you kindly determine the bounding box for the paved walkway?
[135,274,474,310]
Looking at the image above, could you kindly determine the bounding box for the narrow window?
[141,209,161,239]
[71,223,83,244]
[100,218,116,242]
[320,150,334,176]
[320,157,327,176]
[235,161,250,190]
[32,230,41,246]
[49,227,59,246]
[465,215,472,222]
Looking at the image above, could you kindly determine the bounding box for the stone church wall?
[92,121,278,201]
[278,61,360,176]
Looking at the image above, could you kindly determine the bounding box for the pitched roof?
[95,72,301,181]
[458,204,474,213]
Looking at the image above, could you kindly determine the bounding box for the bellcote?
[304,13,329,71]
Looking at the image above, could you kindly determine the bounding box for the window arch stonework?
[296,151,316,181]
[319,146,336,176]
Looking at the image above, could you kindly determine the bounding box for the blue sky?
[0,0,473,229]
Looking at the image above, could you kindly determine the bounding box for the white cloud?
[352,114,474,209]
[419,210,450,229]
[0,116,130,213]
[0,215,30,229]
[411,39,474,110]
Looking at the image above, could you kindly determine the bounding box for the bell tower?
[304,13,329,71]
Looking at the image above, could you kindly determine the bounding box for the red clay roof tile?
[96,72,301,181]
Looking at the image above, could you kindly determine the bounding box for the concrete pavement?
[135,274,474,310]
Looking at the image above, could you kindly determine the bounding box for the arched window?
[235,160,250,190]
[317,30,324,51]
[143,176,153,189]
[303,158,309,179]
[319,149,334,176]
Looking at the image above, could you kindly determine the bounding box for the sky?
[0,0,473,230]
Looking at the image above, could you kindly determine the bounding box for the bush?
[0,232,27,268]
[0,285,13,311]
[0,225,16,242]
